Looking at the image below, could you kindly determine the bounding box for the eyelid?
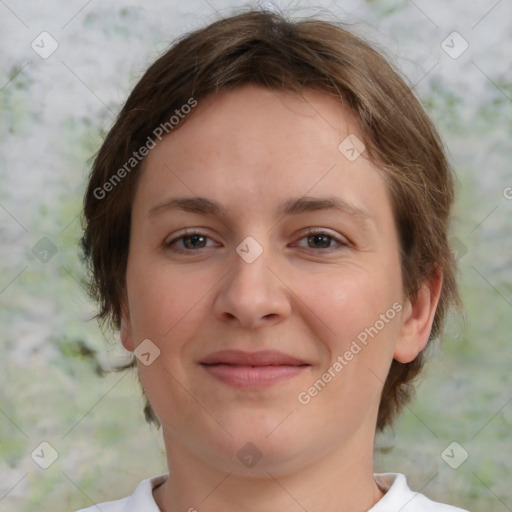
[165,228,220,249]
[292,227,350,249]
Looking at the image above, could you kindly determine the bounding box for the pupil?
[310,235,329,248]
[186,235,205,248]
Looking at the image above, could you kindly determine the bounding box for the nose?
[212,238,292,329]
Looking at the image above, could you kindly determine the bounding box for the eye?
[294,229,348,250]
[165,230,218,252]
[164,228,348,254]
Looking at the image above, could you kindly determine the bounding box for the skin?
[120,84,442,511]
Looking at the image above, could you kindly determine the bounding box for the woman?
[79,9,465,511]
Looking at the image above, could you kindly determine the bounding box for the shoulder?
[371,473,469,512]
[74,473,168,512]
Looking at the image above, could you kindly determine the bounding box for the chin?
[199,420,311,476]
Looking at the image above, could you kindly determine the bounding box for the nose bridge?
[213,234,291,327]
[233,236,271,293]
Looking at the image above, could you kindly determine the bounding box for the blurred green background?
[1,1,510,510]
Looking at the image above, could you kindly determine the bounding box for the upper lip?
[200,349,309,366]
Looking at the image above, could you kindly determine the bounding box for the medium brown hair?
[81,8,461,431]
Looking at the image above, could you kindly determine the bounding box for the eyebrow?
[148,195,372,223]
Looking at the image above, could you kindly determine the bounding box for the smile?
[200,349,310,388]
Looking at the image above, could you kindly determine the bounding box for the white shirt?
[75,473,469,511]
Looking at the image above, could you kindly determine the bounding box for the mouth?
[200,349,310,388]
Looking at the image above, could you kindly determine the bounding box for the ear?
[394,268,443,363]
[119,294,135,352]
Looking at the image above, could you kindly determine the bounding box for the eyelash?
[165,228,348,253]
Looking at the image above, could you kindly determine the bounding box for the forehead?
[165,84,364,158]
[134,84,392,228]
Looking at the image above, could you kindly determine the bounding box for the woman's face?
[121,84,424,475]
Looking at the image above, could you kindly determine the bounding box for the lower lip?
[201,364,308,388]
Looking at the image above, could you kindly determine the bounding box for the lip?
[201,349,308,366]
[200,349,310,388]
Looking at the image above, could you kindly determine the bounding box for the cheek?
[295,265,400,346]
[126,257,208,342]
[293,262,404,407]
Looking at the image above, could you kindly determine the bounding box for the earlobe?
[119,299,134,352]
[393,268,443,364]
